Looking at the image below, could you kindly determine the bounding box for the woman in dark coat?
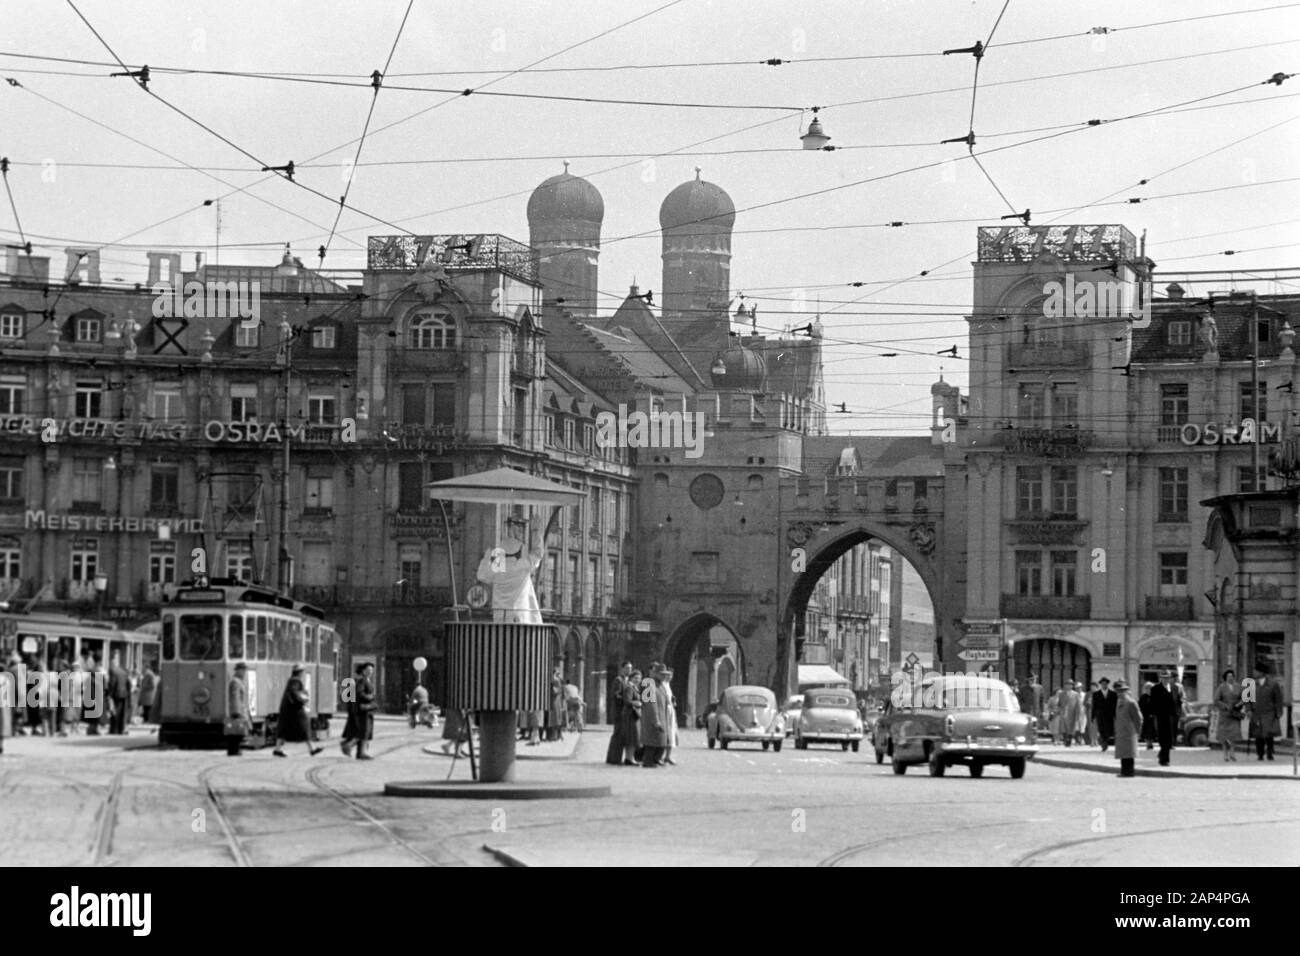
[340,662,377,760]
[1138,681,1156,749]
[273,666,321,757]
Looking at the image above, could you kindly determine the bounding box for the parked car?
[873,674,1038,778]
[706,685,785,752]
[794,688,864,751]
[780,694,804,737]
[1179,701,1210,747]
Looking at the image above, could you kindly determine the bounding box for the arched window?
[410,310,455,350]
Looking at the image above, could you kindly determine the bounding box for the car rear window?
[736,695,769,706]
[809,694,854,708]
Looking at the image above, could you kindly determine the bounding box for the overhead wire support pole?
[1252,291,1262,489]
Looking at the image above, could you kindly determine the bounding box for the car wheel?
[892,758,907,775]
[969,762,984,778]
[1189,728,1208,748]
[874,747,884,764]
[1009,757,1026,779]
[841,741,850,751]
[927,748,945,777]
[762,741,770,751]
[852,741,860,753]
[773,739,783,753]
[707,735,716,750]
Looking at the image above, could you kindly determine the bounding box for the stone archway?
[779,524,942,697]
[663,613,744,729]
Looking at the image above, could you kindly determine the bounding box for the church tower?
[527,163,604,320]
[659,169,734,344]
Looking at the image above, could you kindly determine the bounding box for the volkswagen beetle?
[706,685,785,751]
[875,674,1038,778]
[794,688,863,751]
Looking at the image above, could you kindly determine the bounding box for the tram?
[156,579,339,747]
[0,608,160,674]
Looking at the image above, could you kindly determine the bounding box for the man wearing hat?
[639,663,671,768]
[1091,677,1117,752]
[476,530,545,625]
[225,662,251,757]
[1112,680,1141,777]
[1147,669,1183,766]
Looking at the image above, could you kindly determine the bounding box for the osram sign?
[1179,419,1280,446]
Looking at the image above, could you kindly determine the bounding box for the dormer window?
[0,310,23,340]
[311,325,337,349]
[76,314,101,343]
[1167,320,1192,346]
[236,322,261,348]
[411,310,455,350]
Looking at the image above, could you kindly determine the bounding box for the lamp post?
[93,572,108,620]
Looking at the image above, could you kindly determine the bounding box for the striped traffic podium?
[445,621,555,782]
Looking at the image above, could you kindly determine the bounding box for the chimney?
[1165,282,1185,300]
[146,251,182,285]
[195,252,204,273]
[64,248,100,284]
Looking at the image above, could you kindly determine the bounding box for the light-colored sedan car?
[794,688,864,751]
[706,685,785,752]
[874,674,1038,778]
[780,695,804,737]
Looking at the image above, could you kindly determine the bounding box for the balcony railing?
[1142,595,1195,621]
[1156,424,1186,443]
[1000,593,1091,620]
[291,584,452,607]
[1007,343,1090,368]
[977,224,1137,262]
[366,233,537,281]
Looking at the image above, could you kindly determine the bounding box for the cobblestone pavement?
[1,719,1295,866]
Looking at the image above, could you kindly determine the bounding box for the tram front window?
[178,615,223,661]
[229,615,245,659]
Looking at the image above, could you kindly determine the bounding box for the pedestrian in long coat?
[1213,669,1242,762]
[661,667,678,765]
[0,663,13,753]
[547,665,565,742]
[1112,680,1141,777]
[1092,678,1117,751]
[341,662,377,760]
[225,662,251,757]
[1147,670,1182,766]
[1250,666,1287,761]
[606,663,631,765]
[639,665,671,767]
[1138,682,1156,748]
[1057,683,1081,747]
[273,666,321,757]
[621,669,643,765]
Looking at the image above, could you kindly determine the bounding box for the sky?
[3,0,1299,436]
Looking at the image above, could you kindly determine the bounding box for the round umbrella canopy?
[425,467,586,507]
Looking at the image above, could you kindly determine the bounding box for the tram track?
[196,762,253,867]
[1010,815,1300,867]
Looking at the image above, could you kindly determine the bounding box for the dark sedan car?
[874,674,1038,778]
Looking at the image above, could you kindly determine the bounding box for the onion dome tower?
[659,168,735,337]
[527,162,604,320]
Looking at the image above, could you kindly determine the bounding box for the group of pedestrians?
[605,660,679,768]
[1211,666,1287,762]
[0,652,149,746]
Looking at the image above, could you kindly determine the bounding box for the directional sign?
[957,649,1002,662]
[959,636,1000,649]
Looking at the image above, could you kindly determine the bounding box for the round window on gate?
[689,474,725,511]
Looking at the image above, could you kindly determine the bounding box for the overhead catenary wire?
[320,0,415,266]
[5,3,1296,79]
